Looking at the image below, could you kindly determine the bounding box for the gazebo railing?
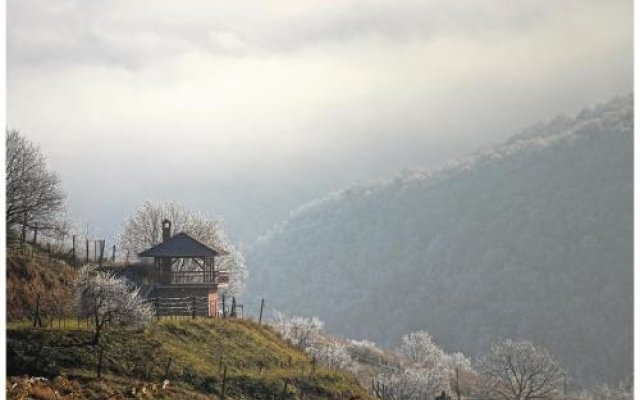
[156,270,229,285]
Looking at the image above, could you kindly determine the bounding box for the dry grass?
[6,254,76,321]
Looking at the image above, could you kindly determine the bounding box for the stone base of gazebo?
[149,285,218,317]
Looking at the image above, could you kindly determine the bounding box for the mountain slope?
[247,95,633,385]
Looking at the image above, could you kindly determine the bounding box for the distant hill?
[247,95,633,386]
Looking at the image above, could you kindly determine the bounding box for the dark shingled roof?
[138,232,228,258]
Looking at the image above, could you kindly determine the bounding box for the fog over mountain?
[7,1,631,246]
[247,95,633,386]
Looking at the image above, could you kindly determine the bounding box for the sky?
[6,0,633,245]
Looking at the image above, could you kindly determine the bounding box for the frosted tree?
[479,339,565,400]
[369,330,452,400]
[445,352,473,372]
[75,265,154,345]
[347,339,387,366]
[271,311,323,348]
[118,201,247,296]
[309,339,354,370]
[399,330,446,368]
[375,367,450,400]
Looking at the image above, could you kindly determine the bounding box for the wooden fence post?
[112,245,116,262]
[162,358,172,381]
[21,211,27,248]
[231,297,237,318]
[259,298,265,325]
[98,240,105,268]
[455,367,460,400]
[33,293,42,328]
[85,239,89,263]
[221,365,227,400]
[32,223,38,245]
[97,346,104,378]
[222,295,226,318]
[72,235,76,262]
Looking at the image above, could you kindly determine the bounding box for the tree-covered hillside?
[247,95,633,386]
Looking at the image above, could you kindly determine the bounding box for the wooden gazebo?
[138,219,229,317]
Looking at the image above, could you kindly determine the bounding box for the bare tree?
[479,339,565,400]
[75,265,154,346]
[6,129,65,239]
[118,201,247,295]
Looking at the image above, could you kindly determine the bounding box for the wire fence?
[8,227,128,268]
[10,293,253,330]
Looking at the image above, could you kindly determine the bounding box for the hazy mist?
[6,0,632,244]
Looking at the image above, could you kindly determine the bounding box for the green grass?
[7,318,372,400]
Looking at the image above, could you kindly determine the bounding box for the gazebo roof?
[138,232,228,258]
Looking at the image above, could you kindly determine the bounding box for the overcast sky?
[7,0,632,243]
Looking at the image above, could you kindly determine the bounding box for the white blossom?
[75,265,154,344]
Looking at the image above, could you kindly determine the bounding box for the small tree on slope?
[75,265,154,346]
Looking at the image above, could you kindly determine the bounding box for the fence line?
[8,229,125,268]
[11,293,251,330]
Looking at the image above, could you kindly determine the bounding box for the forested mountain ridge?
[247,95,633,386]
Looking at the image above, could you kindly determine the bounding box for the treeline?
[247,95,633,386]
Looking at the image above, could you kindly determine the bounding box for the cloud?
[8,0,627,67]
[6,0,632,241]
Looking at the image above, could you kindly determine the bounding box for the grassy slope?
[8,319,370,399]
[6,255,371,400]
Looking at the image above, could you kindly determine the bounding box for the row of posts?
[20,224,121,266]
